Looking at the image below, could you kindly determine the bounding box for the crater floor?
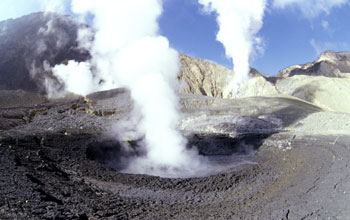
[1,89,350,219]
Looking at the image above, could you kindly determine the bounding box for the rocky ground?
[1,89,350,219]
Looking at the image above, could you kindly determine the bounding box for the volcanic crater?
[2,12,350,220]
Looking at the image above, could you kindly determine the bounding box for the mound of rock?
[273,51,350,112]
[275,75,350,112]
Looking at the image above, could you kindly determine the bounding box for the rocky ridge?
[180,50,350,113]
[277,50,350,78]
[2,13,350,114]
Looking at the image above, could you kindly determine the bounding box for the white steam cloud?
[52,0,201,176]
[52,61,94,96]
[273,0,349,18]
[22,0,80,97]
[198,0,267,97]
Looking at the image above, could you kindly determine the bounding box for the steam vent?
[2,9,350,220]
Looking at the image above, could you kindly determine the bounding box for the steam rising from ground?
[54,0,201,176]
[198,0,266,97]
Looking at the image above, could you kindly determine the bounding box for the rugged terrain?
[1,12,350,220]
[2,12,350,113]
[180,50,350,113]
[1,89,350,219]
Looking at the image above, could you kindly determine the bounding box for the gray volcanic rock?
[1,89,350,219]
[277,50,350,78]
[0,89,47,108]
[0,12,90,93]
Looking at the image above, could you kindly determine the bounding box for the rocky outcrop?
[277,51,350,78]
[179,55,279,98]
[179,54,232,98]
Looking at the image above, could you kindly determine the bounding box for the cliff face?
[178,55,232,98]
[179,55,279,99]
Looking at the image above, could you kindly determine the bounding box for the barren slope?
[1,90,350,219]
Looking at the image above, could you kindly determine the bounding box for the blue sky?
[1,0,350,76]
[159,0,350,75]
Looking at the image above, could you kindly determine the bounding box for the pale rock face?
[179,54,232,98]
[178,54,279,99]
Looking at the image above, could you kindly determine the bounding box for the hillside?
[0,12,89,93]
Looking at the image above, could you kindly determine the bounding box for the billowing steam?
[52,0,201,176]
[52,61,94,96]
[198,0,267,97]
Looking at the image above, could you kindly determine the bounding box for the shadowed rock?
[0,12,90,93]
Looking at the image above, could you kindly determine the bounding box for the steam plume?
[55,0,200,175]
[23,1,85,97]
[198,0,267,97]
